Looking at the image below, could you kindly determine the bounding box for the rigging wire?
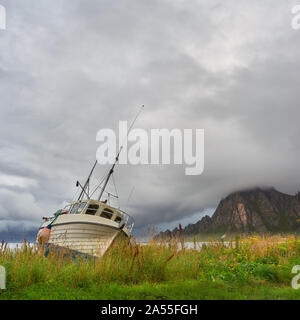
[111,173,120,208]
[74,105,145,204]
[97,105,144,202]
[126,186,135,208]
[89,173,107,198]
[90,172,118,200]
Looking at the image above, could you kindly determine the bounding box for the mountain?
[155,188,300,239]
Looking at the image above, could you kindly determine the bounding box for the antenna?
[97,105,144,201]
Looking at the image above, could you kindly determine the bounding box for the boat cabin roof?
[67,199,124,222]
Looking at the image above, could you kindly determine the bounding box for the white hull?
[38,214,130,257]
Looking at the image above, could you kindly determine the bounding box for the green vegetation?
[1,235,300,300]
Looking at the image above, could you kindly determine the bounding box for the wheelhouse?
[66,200,134,232]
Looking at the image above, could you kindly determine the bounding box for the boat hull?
[37,214,130,257]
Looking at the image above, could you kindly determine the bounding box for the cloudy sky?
[0,0,300,237]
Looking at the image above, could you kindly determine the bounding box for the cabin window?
[70,203,79,214]
[100,208,114,220]
[85,204,99,215]
[70,202,86,214]
[77,202,87,213]
[115,216,122,223]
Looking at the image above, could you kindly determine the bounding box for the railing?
[119,209,135,233]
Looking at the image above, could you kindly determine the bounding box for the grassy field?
[0,235,300,300]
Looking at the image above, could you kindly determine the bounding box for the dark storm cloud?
[0,0,299,235]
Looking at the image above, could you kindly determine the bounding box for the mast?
[97,148,122,201]
[97,105,144,202]
[78,160,98,201]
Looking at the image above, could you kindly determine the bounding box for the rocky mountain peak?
[155,187,300,239]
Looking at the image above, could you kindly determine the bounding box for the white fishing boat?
[37,158,134,257]
[36,109,144,257]
[37,197,134,257]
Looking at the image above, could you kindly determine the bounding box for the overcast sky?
[0,0,300,237]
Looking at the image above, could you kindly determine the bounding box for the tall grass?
[0,235,299,292]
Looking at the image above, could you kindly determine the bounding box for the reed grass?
[0,235,300,299]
